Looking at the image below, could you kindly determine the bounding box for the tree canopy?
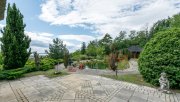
[47,38,66,59]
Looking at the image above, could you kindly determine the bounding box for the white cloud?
[0,24,5,29]
[25,31,83,52]
[25,31,53,44]
[31,46,48,53]
[0,28,87,52]
[39,0,180,37]
[59,34,95,42]
[0,24,5,37]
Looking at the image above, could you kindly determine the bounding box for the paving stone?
[61,99,75,102]
[148,95,165,102]
[113,88,134,101]
[62,90,76,99]
[6,99,18,102]
[0,94,17,102]
[75,99,89,102]
[110,97,127,102]
[176,93,180,102]
[0,74,179,102]
[132,91,148,100]
[129,96,147,102]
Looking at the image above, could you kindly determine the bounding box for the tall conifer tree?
[0,3,31,69]
[81,42,86,54]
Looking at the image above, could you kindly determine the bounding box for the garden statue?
[55,62,61,74]
[34,51,40,69]
[159,72,170,93]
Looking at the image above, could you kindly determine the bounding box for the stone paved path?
[0,74,179,102]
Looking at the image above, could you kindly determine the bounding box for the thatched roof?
[128,45,142,52]
[0,0,6,20]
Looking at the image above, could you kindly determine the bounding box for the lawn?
[102,74,155,87]
[102,74,180,93]
[24,69,69,78]
[117,59,130,70]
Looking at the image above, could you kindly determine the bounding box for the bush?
[54,59,63,65]
[138,28,180,89]
[0,65,3,71]
[40,57,63,70]
[0,68,25,80]
[25,59,35,67]
[26,58,61,71]
[0,57,63,80]
[72,54,90,61]
[118,59,129,70]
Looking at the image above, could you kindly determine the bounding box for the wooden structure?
[0,0,6,20]
[128,45,142,58]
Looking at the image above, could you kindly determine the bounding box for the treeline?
[71,13,180,61]
[72,30,149,61]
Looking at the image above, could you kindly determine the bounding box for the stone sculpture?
[159,72,170,93]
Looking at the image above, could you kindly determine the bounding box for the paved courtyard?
[0,74,179,102]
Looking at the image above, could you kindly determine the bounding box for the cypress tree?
[64,48,69,68]
[0,3,31,70]
[81,42,86,54]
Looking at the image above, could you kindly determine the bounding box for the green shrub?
[0,65,3,71]
[72,54,90,61]
[118,59,129,70]
[0,68,25,80]
[25,58,63,71]
[54,59,63,64]
[79,55,88,60]
[0,53,3,65]
[138,28,180,89]
[0,57,63,80]
[40,58,56,71]
[97,61,108,69]
[24,65,37,72]
[25,59,35,67]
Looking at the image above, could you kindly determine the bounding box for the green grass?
[24,69,69,78]
[102,74,154,87]
[117,59,130,70]
[102,74,180,93]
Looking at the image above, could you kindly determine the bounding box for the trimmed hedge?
[0,66,36,80]
[0,58,63,80]
[138,28,180,89]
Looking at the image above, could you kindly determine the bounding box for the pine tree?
[48,38,65,59]
[0,3,31,70]
[81,42,86,54]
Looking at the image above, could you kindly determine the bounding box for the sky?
[0,0,180,53]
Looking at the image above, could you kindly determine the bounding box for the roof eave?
[0,0,6,20]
